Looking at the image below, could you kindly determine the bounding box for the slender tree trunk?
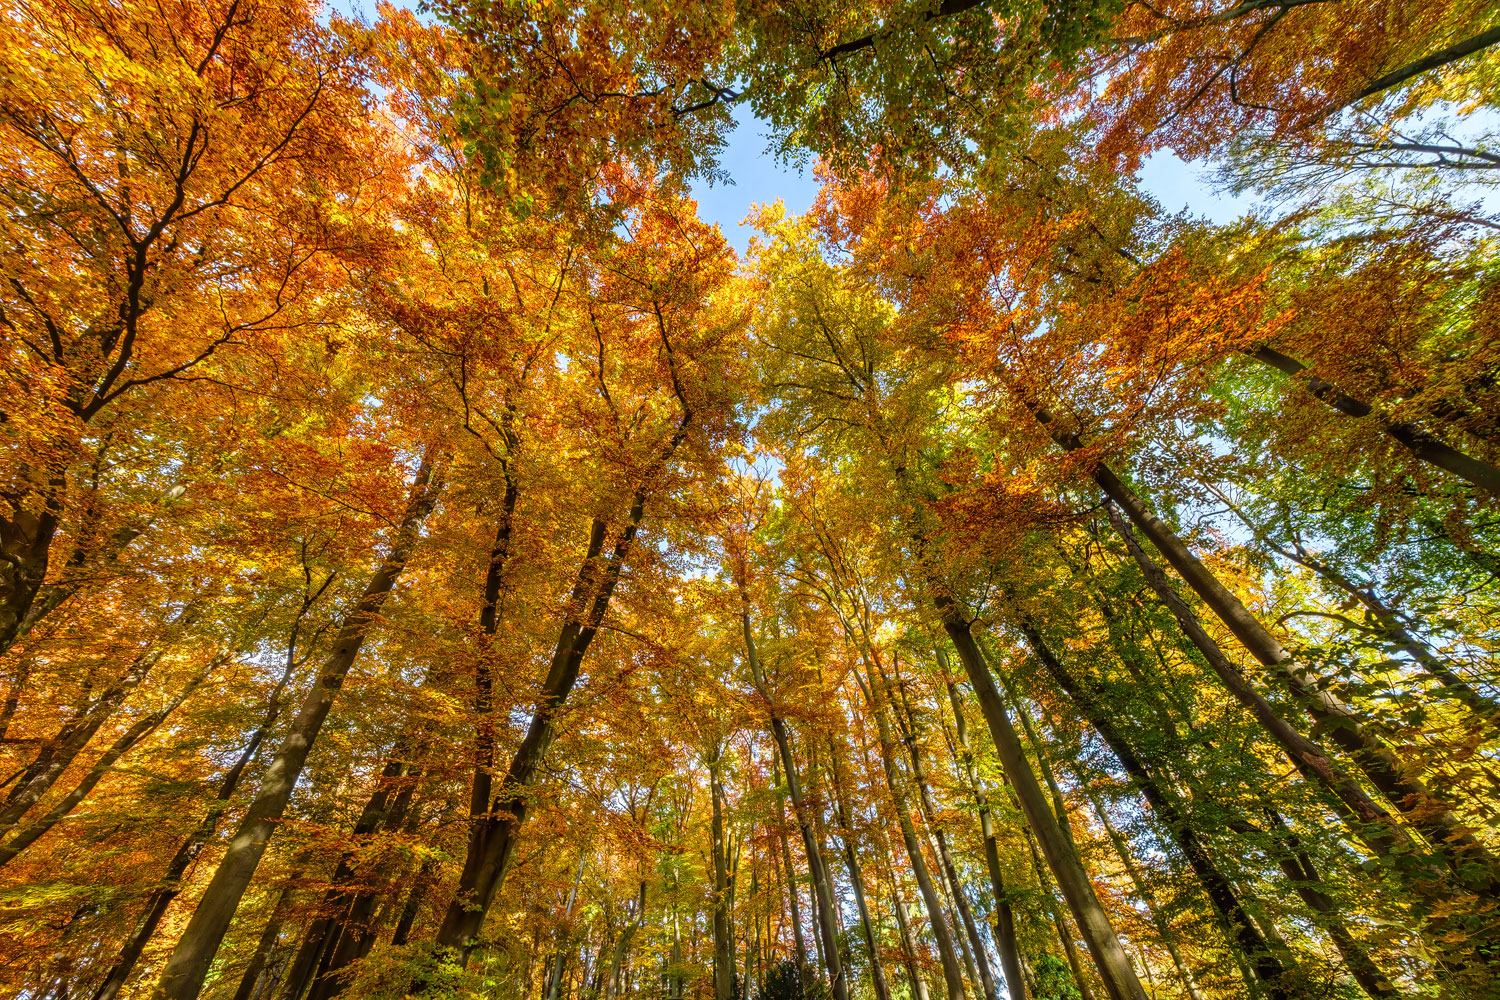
[230,883,300,1000]
[1244,344,1500,494]
[772,757,809,982]
[826,736,894,1000]
[744,610,848,1000]
[1078,783,1205,1000]
[1245,808,1399,999]
[1098,496,1500,900]
[91,633,305,1000]
[851,658,967,1000]
[151,457,441,1000]
[887,670,998,1000]
[937,607,1147,1000]
[1021,828,1096,1000]
[711,751,736,1000]
[0,646,164,833]
[938,674,1027,1000]
[1017,619,1292,997]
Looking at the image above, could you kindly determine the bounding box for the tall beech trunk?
[230,882,299,1000]
[938,673,1026,1000]
[435,505,644,954]
[303,765,424,1000]
[1096,495,1500,899]
[852,721,931,1000]
[826,737,893,1000]
[1078,783,1205,1000]
[0,654,216,870]
[545,854,588,1000]
[1016,619,1293,998]
[279,758,415,1000]
[1213,491,1500,733]
[851,657,968,1000]
[937,607,1147,1000]
[1019,828,1096,1000]
[1236,808,1398,999]
[1245,344,1500,494]
[743,610,848,1000]
[771,754,810,981]
[710,750,736,1000]
[92,587,319,1000]
[887,670,998,1000]
[151,455,441,1000]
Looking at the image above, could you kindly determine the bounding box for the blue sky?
[688,107,1258,257]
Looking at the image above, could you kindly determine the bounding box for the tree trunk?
[938,674,1027,1000]
[826,736,894,1000]
[1246,808,1398,999]
[1078,783,1205,1000]
[91,641,302,1000]
[887,670,998,1000]
[1,656,215,870]
[1097,495,1500,901]
[230,883,300,1000]
[1244,344,1500,494]
[851,656,968,1000]
[151,455,441,1000]
[0,646,164,834]
[772,754,809,982]
[744,610,848,1000]
[1017,619,1293,999]
[710,751,736,1000]
[938,607,1147,1000]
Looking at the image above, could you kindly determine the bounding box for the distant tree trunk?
[1091,470,1498,889]
[937,673,1027,1000]
[770,756,809,982]
[886,668,998,1000]
[1077,783,1205,1000]
[1020,828,1097,1000]
[91,628,308,1000]
[826,736,893,1000]
[231,882,301,1000]
[1244,344,1500,494]
[0,656,216,870]
[744,610,848,1000]
[937,607,1147,1000]
[850,657,967,1000]
[0,645,165,834]
[710,751,736,1000]
[1241,808,1398,999]
[1017,619,1292,998]
[151,456,442,1000]
[1098,497,1500,906]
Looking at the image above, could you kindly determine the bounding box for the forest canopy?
[1,2,1498,1000]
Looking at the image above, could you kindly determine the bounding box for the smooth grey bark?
[851,658,968,1000]
[151,456,441,1000]
[937,607,1147,1000]
[826,736,894,1000]
[745,609,847,1000]
[938,672,1027,1000]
